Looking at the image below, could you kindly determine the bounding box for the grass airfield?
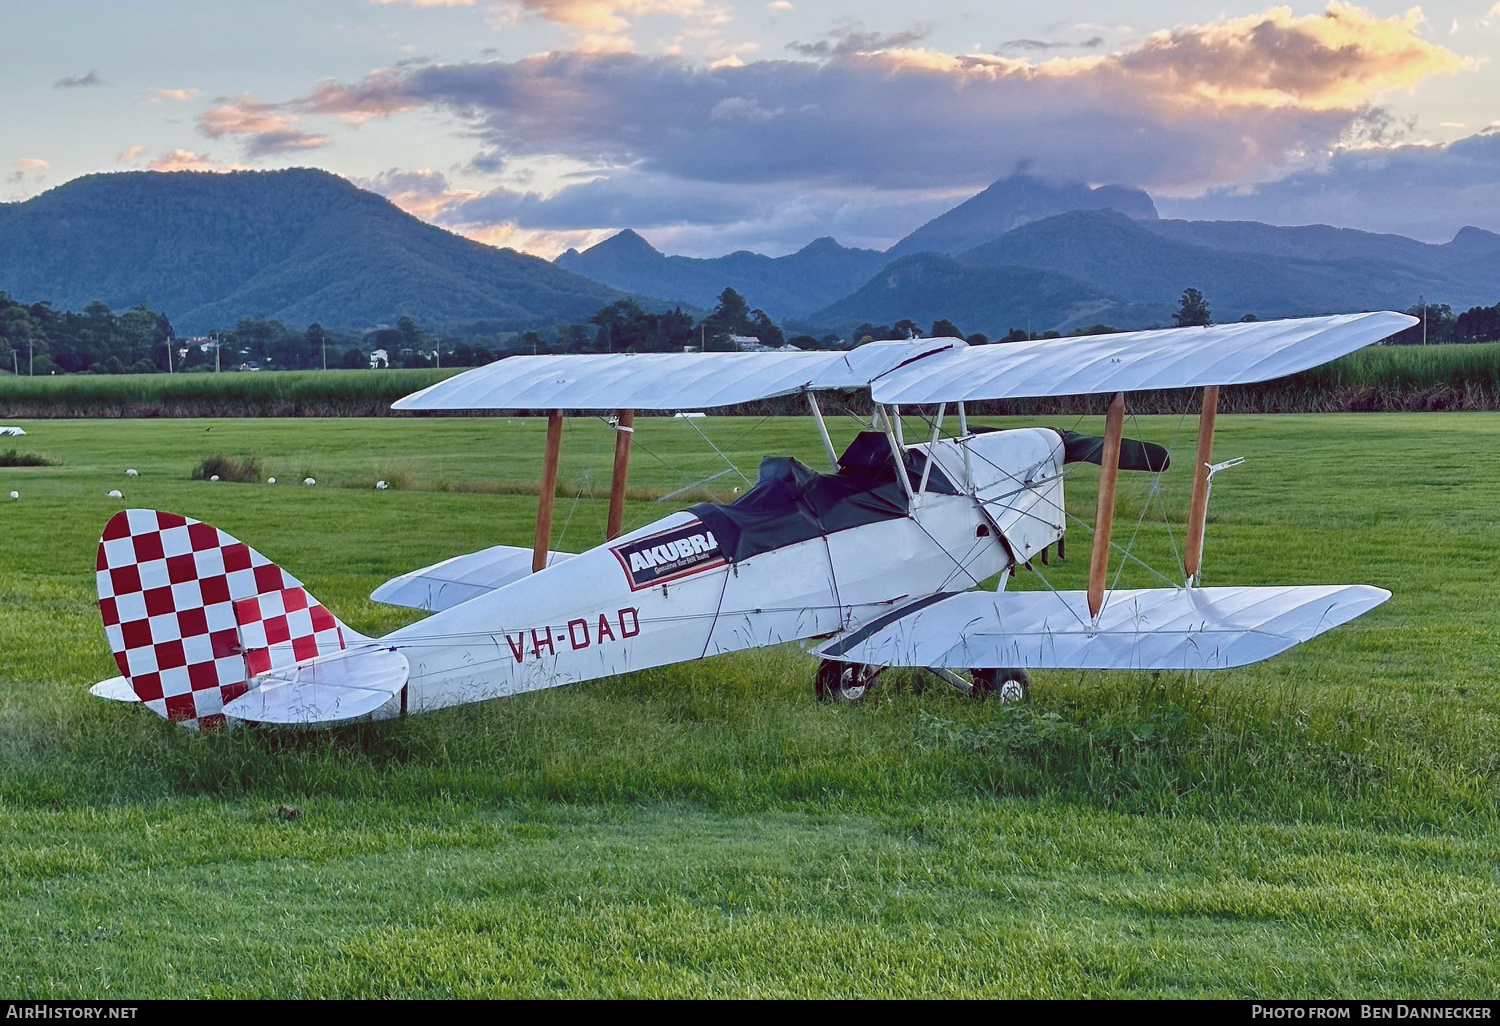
[1,411,1498,998]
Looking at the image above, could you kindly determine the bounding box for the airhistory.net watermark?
[4,1006,138,1020]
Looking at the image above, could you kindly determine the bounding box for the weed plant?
[0,448,59,467]
[191,454,265,483]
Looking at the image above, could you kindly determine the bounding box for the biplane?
[90,312,1415,729]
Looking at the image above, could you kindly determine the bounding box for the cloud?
[301,5,1462,197]
[7,158,49,185]
[117,145,147,163]
[490,0,709,32]
[369,0,475,5]
[144,87,201,103]
[300,4,1477,254]
[1110,2,1463,111]
[54,71,102,88]
[198,94,329,156]
[995,37,1105,52]
[146,149,234,172]
[360,167,481,218]
[786,24,929,58]
[767,1,792,10]
[365,162,964,256]
[456,223,616,257]
[361,168,624,255]
[1159,129,1500,241]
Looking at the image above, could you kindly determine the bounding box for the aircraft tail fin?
[94,509,349,729]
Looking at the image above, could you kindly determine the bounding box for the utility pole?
[1421,295,1427,345]
[166,335,173,373]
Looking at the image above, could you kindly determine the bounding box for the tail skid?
[94,509,365,729]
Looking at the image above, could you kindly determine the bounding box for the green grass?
[1,412,1498,997]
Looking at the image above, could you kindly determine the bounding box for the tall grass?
[5,343,1500,418]
[0,368,457,418]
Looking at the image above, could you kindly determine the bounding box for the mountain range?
[2,167,1497,340]
[555,230,887,320]
[565,174,1500,335]
[0,169,623,333]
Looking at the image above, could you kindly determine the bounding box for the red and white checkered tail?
[95,509,349,730]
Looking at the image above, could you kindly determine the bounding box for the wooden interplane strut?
[1087,391,1126,619]
[532,410,563,573]
[607,409,634,540]
[1184,385,1220,585]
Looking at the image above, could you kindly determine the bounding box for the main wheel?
[970,667,1031,703]
[815,660,884,703]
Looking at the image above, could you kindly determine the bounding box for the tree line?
[7,285,1500,377]
[0,287,804,375]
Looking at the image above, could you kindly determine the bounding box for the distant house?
[737,338,804,353]
[369,348,389,369]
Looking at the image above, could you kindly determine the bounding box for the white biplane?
[90,312,1414,729]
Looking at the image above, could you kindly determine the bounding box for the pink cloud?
[198,93,329,157]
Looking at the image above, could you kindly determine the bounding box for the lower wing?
[817,585,1389,671]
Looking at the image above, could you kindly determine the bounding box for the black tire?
[970,667,1031,703]
[815,660,884,703]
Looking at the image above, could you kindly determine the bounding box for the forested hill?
[0,169,623,333]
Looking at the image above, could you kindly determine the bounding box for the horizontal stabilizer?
[222,645,410,726]
[90,675,139,703]
[819,585,1389,671]
[372,544,573,611]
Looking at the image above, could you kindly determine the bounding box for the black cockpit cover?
[689,431,956,562]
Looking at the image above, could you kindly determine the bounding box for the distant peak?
[1448,225,1500,254]
[589,229,663,259]
[887,171,1158,258]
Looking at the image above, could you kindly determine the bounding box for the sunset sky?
[3,1,1499,256]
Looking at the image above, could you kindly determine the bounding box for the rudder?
[95,509,348,729]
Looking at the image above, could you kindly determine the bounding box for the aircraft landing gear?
[969,667,1031,702]
[815,659,884,703]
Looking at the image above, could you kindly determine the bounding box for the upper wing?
[391,338,964,411]
[871,312,1416,403]
[818,585,1390,671]
[392,312,1412,411]
[372,543,574,612]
